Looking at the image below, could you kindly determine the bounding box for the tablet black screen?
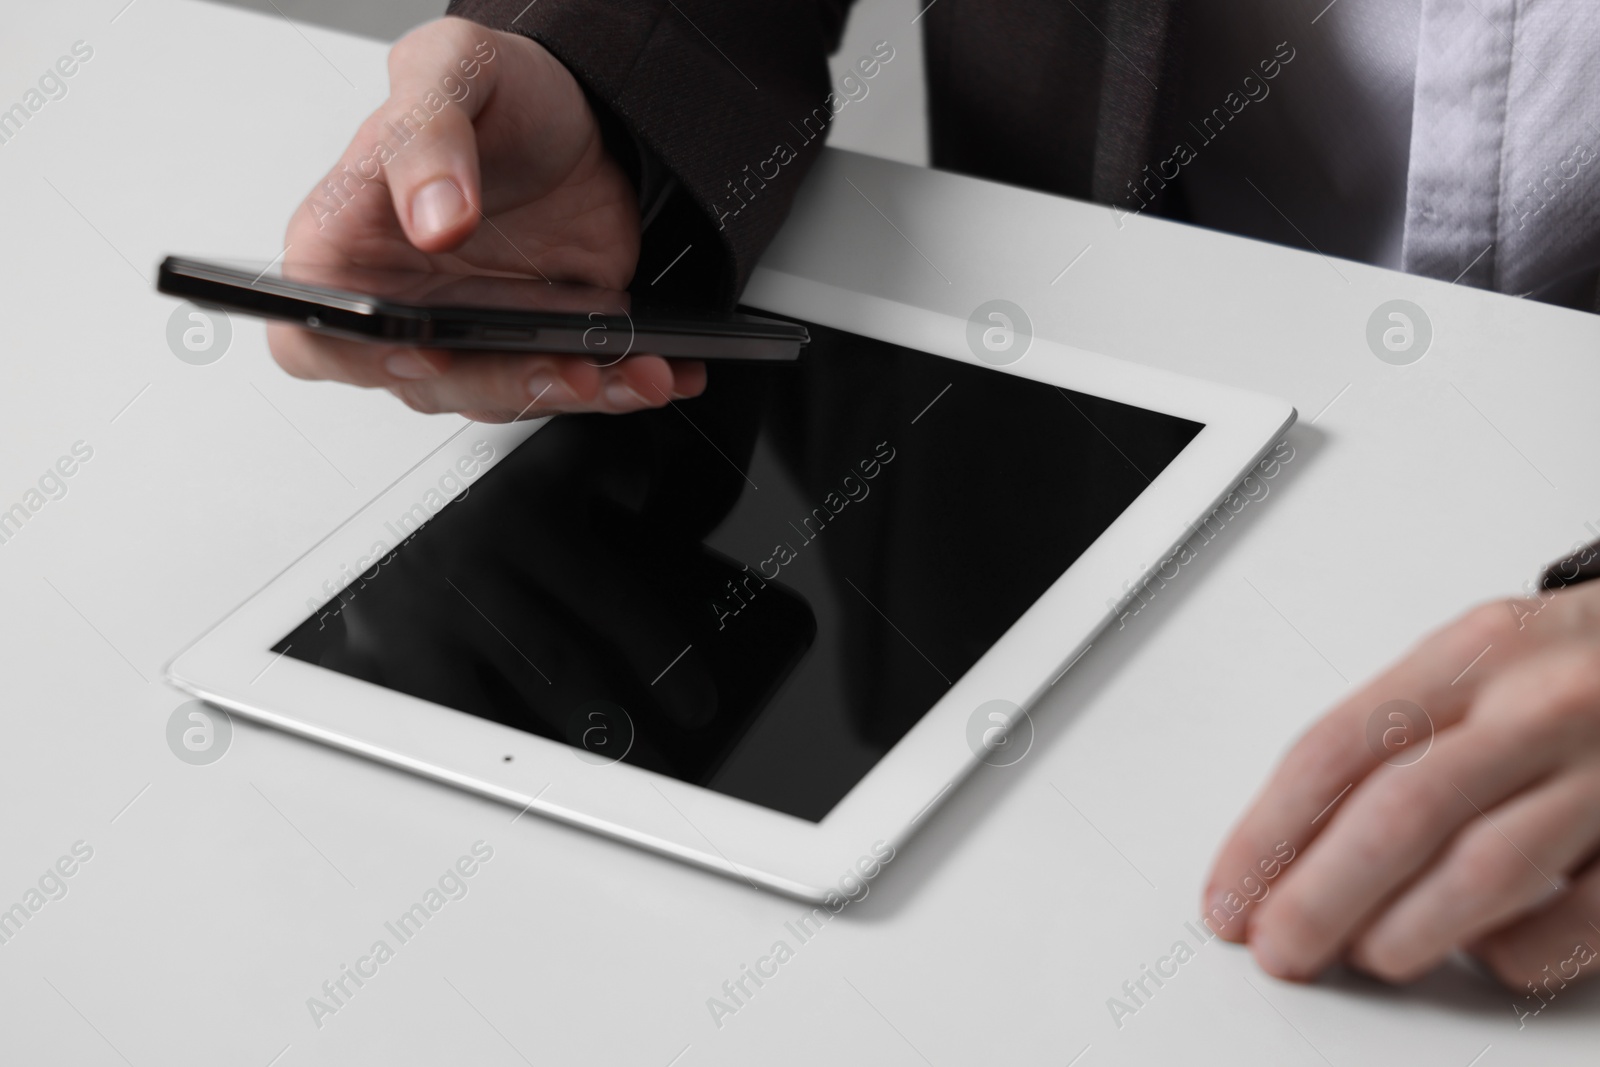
[274,323,1202,822]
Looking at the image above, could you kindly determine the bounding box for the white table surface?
[3,2,1599,1064]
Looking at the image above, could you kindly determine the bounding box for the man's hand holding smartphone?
[268,18,705,422]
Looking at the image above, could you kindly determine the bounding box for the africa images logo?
[1366,299,1432,366]
[166,700,233,765]
[966,299,1032,367]
[166,302,232,365]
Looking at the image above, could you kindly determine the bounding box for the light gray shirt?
[1182,0,1600,309]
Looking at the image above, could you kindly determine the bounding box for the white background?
[1,1,1598,1064]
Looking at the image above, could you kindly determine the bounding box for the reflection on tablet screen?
[274,322,1202,822]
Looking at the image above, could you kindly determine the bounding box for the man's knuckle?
[1461,601,1517,645]
[386,28,427,72]
[389,17,474,76]
[1521,657,1600,741]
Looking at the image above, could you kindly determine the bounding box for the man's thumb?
[378,20,500,250]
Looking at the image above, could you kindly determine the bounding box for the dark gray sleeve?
[445,0,854,306]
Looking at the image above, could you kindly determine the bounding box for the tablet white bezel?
[166,273,1294,902]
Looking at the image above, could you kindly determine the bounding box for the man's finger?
[288,21,517,255]
[1473,857,1600,998]
[1245,650,1588,979]
[440,351,704,422]
[388,353,683,418]
[1348,763,1600,981]
[266,322,459,387]
[1202,600,1522,939]
[377,19,505,250]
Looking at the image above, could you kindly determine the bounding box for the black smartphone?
[156,256,808,362]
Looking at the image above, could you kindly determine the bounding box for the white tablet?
[166,280,1293,902]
